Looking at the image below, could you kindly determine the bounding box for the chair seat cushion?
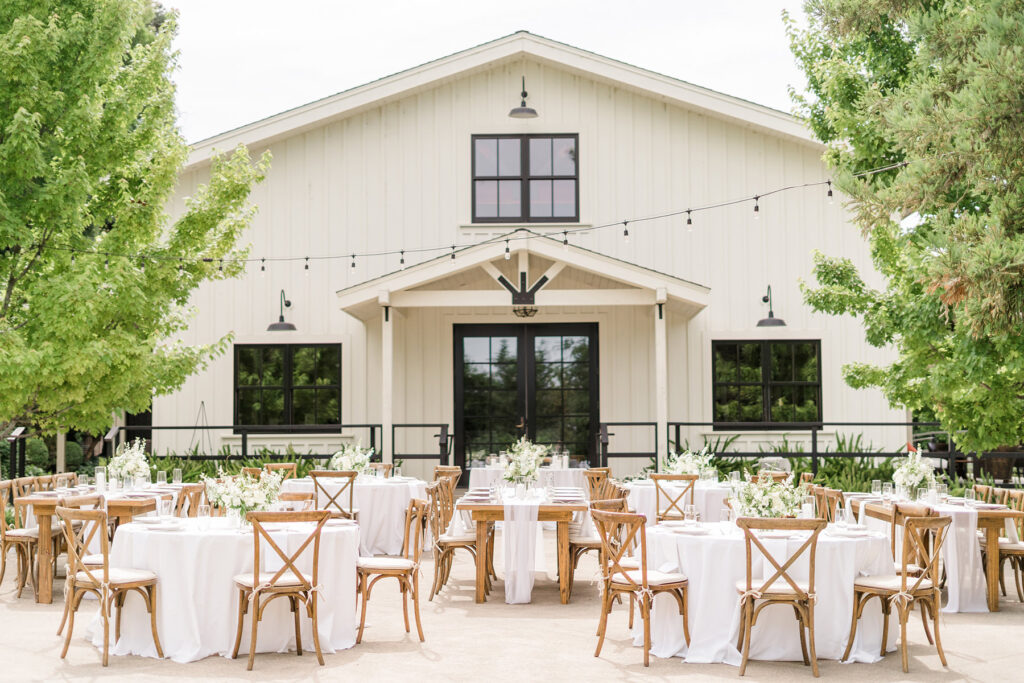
[854,574,934,592]
[611,569,686,586]
[74,567,157,586]
[893,562,924,575]
[618,556,641,570]
[233,571,309,589]
[81,554,104,567]
[997,541,1024,553]
[569,532,600,545]
[3,528,38,541]
[735,579,810,598]
[438,531,476,544]
[357,556,415,571]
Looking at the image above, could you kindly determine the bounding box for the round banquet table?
[640,522,895,664]
[281,476,427,556]
[468,466,586,493]
[87,517,358,663]
[626,480,732,525]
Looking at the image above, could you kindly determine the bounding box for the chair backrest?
[309,470,357,515]
[757,471,791,484]
[177,483,206,517]
[240,467,263,478]
[263,462,297,480]
[56,505,110,587]
[1007,490,1024,537]
[736,517,826,600]
[399,499,428,564]
[899,515,951,593]
[822,488,844,522]
[591,508,649,591]
[584,468,610,499]
[35,475,55,491]
[973,484,992,503]
[247,510,330,591]
[279,491,315,502]
[651,474,698,518]
[433,475,456,531]
[0,482,14,538]
[991,488,1010,506]
[425,482,443,546]
[605,481,628,501]
[434,465,462,488]
[800,472,814,484]
[368,463,393,478]
[60,493,102,510]
[892,502,935,564]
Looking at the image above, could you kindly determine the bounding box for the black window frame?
[471,133,580,223]
[711,340,822,430]
[233,343,342,433]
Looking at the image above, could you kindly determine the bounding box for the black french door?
[453,323,599,468]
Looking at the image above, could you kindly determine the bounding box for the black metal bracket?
[497,272,551,305]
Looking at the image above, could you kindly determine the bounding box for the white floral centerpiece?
[202,469,283,522]
[503,437,549,486]
[663,446,714,475]
[730,474,806,518]
[327,444,373,475]
[892,444,935,491]
[106,438,151,482]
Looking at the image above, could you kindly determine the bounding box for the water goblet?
[172,468,183,485]
[158,499,173,518]
[917,487,929,502]
[197,504,211,531]
[720,508,733,527]
[871,480,882,497]
[729,471,741,485]
[834,503,847,528]
[936,484,948,504]
[156,471,167,486]
[79,474,91,487]
[965,489,976,506]
[683,504,699,526]
[882,482,893,503]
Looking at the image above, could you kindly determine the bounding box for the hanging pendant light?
[508,76,538,119]
[756,285,786,327]
[267,289,296,331]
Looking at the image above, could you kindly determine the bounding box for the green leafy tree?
[786,0,1024,452]
[0,1,270,439]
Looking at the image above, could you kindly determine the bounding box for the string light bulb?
[260,258,265,273]
[399,250,405,269]
[504,240,510,260]
[104,257,109,270]
[219,259,223,273]
[304,257,309,271]
[350,254,356,269]
[826,180,834,204]
[686,209,693,232]
[563,231,569,251]
[753,196,760,219]
[450,245,456,263]
[71,253,76,265]
[622,221,630,243]
[178,259,184,275]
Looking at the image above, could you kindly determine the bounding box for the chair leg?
[739,599,753,677]
[401,577,411,633]
[919,600,933,645]
[60,588,78,660]
[231,589,246,659]
[247,594,260,671]
[806,601,819,677]
[681,587,690,647]
[1015,558,1024,602]
[999,558,1007,596]
[594,590,612,657]
[102,592,111,667]
[930,595,947,666]
[880,600,891,658]
[841,593,862,662]
[628,593,635,630]
[148,585,164,658]
[412,572,425,642]
[309,592,325,665]
[115,592,124,642]
[795,605,809,666]
[15,547,26,599]
[356,573,370,644]
[642,593,652,668]
[292,596,303,656]
[0,545,7,586]
[898,603,909,674]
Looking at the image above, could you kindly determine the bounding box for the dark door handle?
[515,417,525,430]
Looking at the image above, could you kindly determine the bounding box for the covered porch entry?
[336,231,709,480]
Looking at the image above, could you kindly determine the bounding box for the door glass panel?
[461,335,521,457]
[532,334,591,451]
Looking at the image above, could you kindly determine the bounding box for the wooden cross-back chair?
[650,474,698,522]
[756,470,791,484]
[240,467,263,479]
[309,470,359,521]
[176,483,206,517]
[800,472,814,484]
[591,507,689,667]
[230,509,331,671]
[584,468,611,500]
[356,499,428,643]
[263,462,298,480]
[735,517,827,677]
[994,490,1024,602]
[278,491,315,510]
[35,475,55,491]
[842,514,952,673]
[56,505,162,667]
[822,488,844,522]
[434,465,462,488]
[427,481,491,600]
[973,484,992,503]
[368,462,393,478]
[0,481,38,599]
[567,497,627,602]
[991,487,1010,507]
[55,494,104,637]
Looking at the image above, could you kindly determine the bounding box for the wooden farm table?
[15,492,171,604]
[850,498,1024,612]
[456,500,588,604]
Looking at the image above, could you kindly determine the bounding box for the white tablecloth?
[643,522,894,664]
[87,517,358,663]
[468,466,586,492]
[282,476,427,556]
[626,481,732,526]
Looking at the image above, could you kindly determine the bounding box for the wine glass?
[871,480,882,497]
[965,489,976,506]
[683,504,699,526]
[156,471,167,486]
[172,468,183,485]
[158,499,173,518]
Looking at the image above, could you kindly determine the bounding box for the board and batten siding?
[153,56,903,471]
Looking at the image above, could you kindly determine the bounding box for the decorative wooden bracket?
[481,261,565,305]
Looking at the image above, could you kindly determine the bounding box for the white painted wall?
[154,55,902,476]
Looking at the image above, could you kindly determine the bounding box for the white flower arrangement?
[202,468,283,517]
[503,437,549,485]
[106,438,151,481]
[327,444,373,474]
[729,474,806,518]
[892,445,935,491]
[663,446,714,475]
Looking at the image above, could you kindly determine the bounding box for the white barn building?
[149,32,901,479]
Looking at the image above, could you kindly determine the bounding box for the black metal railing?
[392,424,451,461]
[4,427,27,479]
[597,422,657,467]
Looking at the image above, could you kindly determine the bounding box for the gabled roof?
[186,31,816,169]
[335,229,710,321]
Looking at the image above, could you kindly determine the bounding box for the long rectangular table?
[456,499,588,604]
[850,498,1023,612]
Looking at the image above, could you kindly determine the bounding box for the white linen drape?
[502,500,540,604]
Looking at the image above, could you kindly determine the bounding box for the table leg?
[36,511,54,604]
[557,519,570,605]
[475,518,488,603]
[986,526,1000,612]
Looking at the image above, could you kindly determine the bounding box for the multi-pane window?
[472,134,578,222]
[533,335,591,454]
[462,336,519,456]
[234,344,341,431]
[712,340,821,426]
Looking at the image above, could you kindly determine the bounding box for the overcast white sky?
[166,0,809,144]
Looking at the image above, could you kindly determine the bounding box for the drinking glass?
[802,495,816,519]
[301,499,314,511]
[720,508,733,525]
[197,504,211,531]
[729,471,741,485]
[156,471,167,486]
[227,508,241,528]
[158,499,173,518]
[936,483,948,503]
[109,476,119,492]
[917,487,929,502]
[95,467,107,492]
[871,480,882,497]
[394,466,402,478]
[834,503,846,527]
[965,489,976,506]
[882,482,893,503]
[79,474,91,487]
[172,468,183,485]
[683,504,699,526]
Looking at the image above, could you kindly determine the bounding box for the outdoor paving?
[0,530,1022,682]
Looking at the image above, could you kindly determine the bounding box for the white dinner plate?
[326,519,357,527]
[672,526,710,536]
[659,521,689,528]
[134,517,165,525]
[149,523,184,532]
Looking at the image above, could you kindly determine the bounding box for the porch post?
[654,288,668,469]
[380,294,394,464]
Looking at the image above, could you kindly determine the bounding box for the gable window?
[472,134,578,222]
[234,344,341,431]
[712,340,821,427]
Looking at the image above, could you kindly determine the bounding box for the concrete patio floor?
[0,530,1022,682]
